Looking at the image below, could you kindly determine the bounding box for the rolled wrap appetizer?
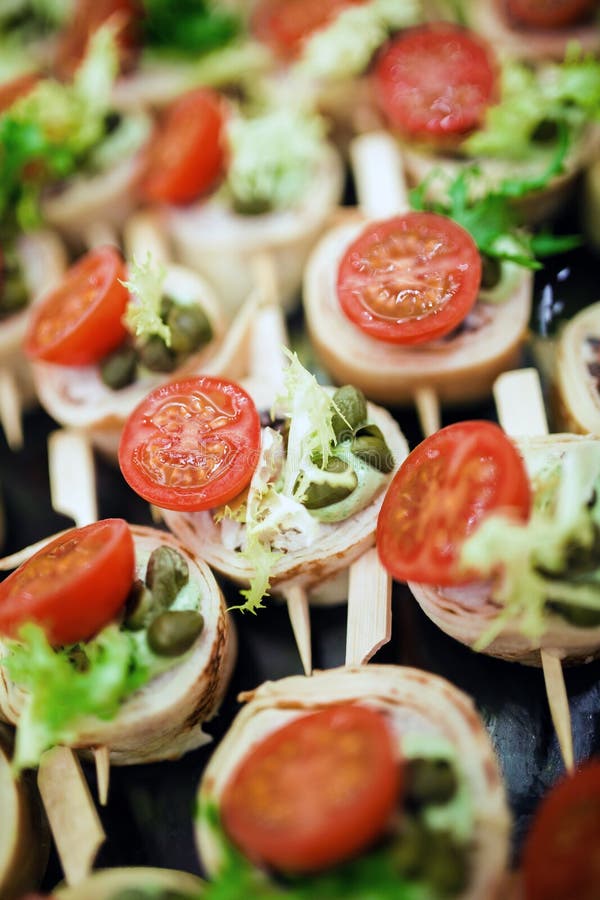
[0,229,67,446]
[0,520,235,770]
[378,422,600,666]
[372,23,600,225]
[196,664,510,900]
[53,866,205,899]
[553,300,600,434]
[1,26,151,247]
[118,354,408,613]
[443,0,600,64]
[0,733,49,900]
[303,195,533,409]
[160,90,344,315]
[248,0,424,147]
[23,237,233,459]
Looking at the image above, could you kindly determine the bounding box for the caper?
[548,601,600,628]
[427,833,468,895]
[0,277,28,316]
[531,119,559,144]
[331,385,367,440]
[100,344,138,390]
[146,546,189,611]
[124,579,156,631]
[147,610,204,657]
[405,758,458,807]
[138,335,177,372]
[301,457,357,509]
[104,111,122,135]
[232,194,273,215]
[351,425,394,473]
[392,815,427,878]
[480,254,501,290]
[68,647,89,672]
[167,303,213,355]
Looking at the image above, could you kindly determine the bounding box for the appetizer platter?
[1,2,600,897]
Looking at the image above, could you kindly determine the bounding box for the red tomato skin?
[336,212,482,345]
[0,72,39,114]
[24,246,129,366]
[141,89,226,206]
[118,375,261,512]
[373,24,497,142]
[377,420,532,586]
[251,0,368,59]
[523,758,600,900]
[503,0,596,29]
[221,704,400,873]
[0,519,135,646]
[55,0,141,79]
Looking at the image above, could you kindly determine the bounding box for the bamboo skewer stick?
[48,429,98,528]
[243,253,313,675]
[0,368,24,451]
[345,548,392,666]
[38,746,105,887]
[92,746,111,807]
[47,428,114,811]
[349,131,442,439]
[493,367,574,773]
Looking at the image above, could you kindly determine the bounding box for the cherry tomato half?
[337,212,482,345]
[0,519,135,646]
[251,0,367,59]
[504,0,596,28]
[523,759,600,900]
[221,704,400,873]
[141,89,226,206]
[374,24,497,141]
[55,0,141,79]
[377,421,532,586]
[118,375,261,512]
[24,246,129,366]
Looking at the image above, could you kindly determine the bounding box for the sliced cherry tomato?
[336,212,482,345]
[377,421,531,586]
[251,0,367,59]
[55,0,141,79]
[141,89,226,206]
[118,375,261,512]
[523,759,600,900]
[221,704,400,873]
[504,0,596,28]
[24,246,129,366]
[0,519,135,646]
[374,25,497,141]
[0,72,39,114]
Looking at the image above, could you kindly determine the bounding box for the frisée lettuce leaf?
[122,253,171,346]
[464,51,600,161]
[3,622,147,771]
[0,24,117,230]
[461,441,600,647]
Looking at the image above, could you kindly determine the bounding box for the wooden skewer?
[47,428,113,812]
[345,548,392,666]
[38,746,105,886]
[92,746,111,807]
[0,368,24,451]
[48,428,98,528]
[349,131,442,438]
[242,254,313,674]
[493,368,574,773]
[281,583,312,676]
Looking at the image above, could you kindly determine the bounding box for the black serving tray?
[2,204,599,892]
